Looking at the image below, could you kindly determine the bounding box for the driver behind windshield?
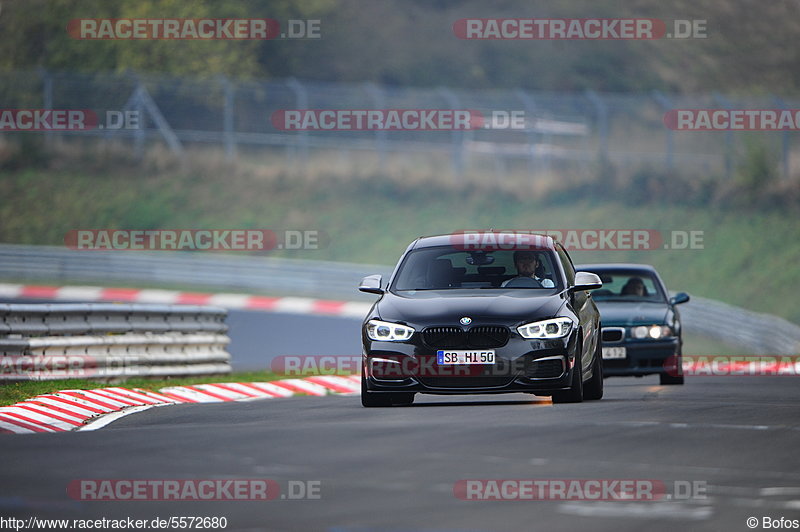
[621,276,647,296]
[501,250,555,288]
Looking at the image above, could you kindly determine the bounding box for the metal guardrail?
[0,244,798,355]
[678,296,800,356]
[0,303,231,381]
[0,244,390,301]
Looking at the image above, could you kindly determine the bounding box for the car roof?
[575,263,658,273]
[410,233,557,251]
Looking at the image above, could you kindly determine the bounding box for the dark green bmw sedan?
[575,264,690,385]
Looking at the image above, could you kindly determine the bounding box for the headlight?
[632,325,673,339]
[517,317,574,339]
[366,319,415,342]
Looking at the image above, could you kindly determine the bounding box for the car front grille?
[602,327,625,343]
[468,326,509,347]
[422,327,465,348]
[423,326,509,348]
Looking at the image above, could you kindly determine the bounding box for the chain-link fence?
[2,69,799,181]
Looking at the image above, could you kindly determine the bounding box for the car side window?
[555,244,576,286]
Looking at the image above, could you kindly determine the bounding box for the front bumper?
[363,329,580,395]
[602,337,680,376]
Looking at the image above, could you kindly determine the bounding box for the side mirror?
[572,271,603,291]
[670,292,690,305]
[358,274,384,294]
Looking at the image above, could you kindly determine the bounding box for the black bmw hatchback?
[358,233,604,407]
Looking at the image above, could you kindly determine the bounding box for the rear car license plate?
[602,346,627,360]
[437,350,496,364]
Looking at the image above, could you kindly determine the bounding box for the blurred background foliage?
[1,0,799,94]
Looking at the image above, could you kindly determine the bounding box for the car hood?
[594,301,669,326]
[376,291,565,325]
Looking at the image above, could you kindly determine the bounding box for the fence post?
[773,95,790,180]
[286,78,309,171]
[515,88,544,178]
[437,87,464,182]
[712,92,734,179]
[364,82,387,172]
[652,90,674,171]
[38,68,54,147]
[585,90,609,164]
[221,76,236,162]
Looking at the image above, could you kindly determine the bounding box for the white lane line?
[611,421,780,431]
[78,405,164,431]
[558,501,713,520]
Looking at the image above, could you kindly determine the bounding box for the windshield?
[583,269,666,303]
[391,246,562,292]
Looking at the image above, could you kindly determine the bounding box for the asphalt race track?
[2,375,800,531]
[225,310,362,371]
[2,299,799,531]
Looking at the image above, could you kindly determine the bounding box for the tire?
[660,349,685,385]
[360,369,415,407]
[583,340,604,400]
[553,345,584,404]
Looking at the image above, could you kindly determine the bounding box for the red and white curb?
[0,283,371,318]
[0,375,360,435]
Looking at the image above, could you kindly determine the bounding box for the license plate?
[602,346,627,360]
[437,350,496,365]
